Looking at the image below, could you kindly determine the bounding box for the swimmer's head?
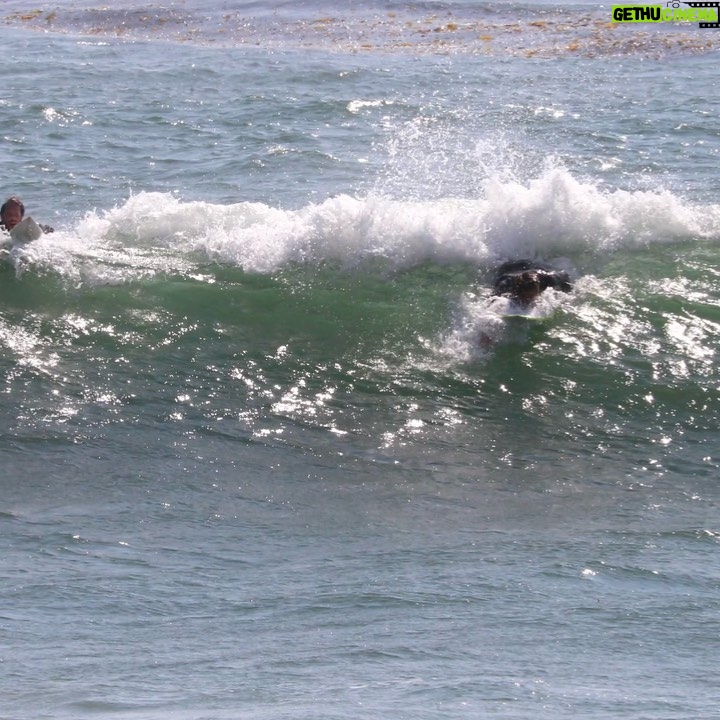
[495,270,542,304]
[1,196,24,231]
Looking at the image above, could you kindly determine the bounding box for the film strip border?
[685,1,720,27]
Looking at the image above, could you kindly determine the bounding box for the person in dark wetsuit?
[492,259,572,306]
[1,196,54,234]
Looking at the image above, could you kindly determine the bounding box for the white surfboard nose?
[9,216,43,243]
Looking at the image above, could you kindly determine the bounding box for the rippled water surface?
[1,2,720,718]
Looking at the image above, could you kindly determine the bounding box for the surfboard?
[488,297,548,321]
[9,216,43,243]
[501,310,547,321]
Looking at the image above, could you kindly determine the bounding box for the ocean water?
[1,2,720,718]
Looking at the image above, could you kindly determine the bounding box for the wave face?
[2,174,719,473]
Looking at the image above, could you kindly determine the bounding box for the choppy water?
[1,2,720,718]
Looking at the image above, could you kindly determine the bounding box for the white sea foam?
[435,282,577,364]
[11,168,719,285]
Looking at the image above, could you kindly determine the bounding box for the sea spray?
[13,168,716,286]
